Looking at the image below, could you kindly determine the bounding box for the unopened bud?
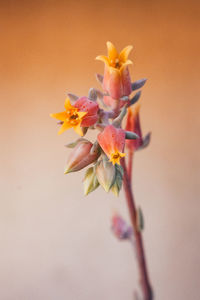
[83,167,99,195]
[96,158,116,192]
[64,140,100,174]
[111,214,132,240]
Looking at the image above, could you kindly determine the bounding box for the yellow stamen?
[109,151,126,165]
[50,97,87,136]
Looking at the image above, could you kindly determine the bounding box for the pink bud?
[97,125,125,165]
[74,97,99,127]
[65,140,100,173]
[103,65,132,100]
[111,214,132,240]
[125,105,143,151]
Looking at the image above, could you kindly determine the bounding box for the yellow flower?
[96,42,133,100]
[109,150,126,165]
[96,41,133,71]
[50,98,87,136]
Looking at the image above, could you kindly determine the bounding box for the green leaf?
[131,78,147,91]
[125,131,139,140]
[83,167,99,196]
[138,132,151,150]
[136,207,144,232]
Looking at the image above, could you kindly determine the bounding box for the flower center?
[66,111,80,125]
[109,58,121,69]
[70,113,79,120]
[112,153,120,159]
[110,151,125,165]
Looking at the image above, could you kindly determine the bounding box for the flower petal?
[119,45,133,62]
[96,55,109,66]
[107,41,118,60]
[58,122,72,135]
[50,112,67,121]
[64,98,76,111]
[77,111,88,119]
[74,123,84,136]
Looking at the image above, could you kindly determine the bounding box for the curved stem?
[127,149,134,181]
[121,158,153,300]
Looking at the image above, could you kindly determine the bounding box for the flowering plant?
[51,42,153,300]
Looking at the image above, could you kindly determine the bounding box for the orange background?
[1,0,200,299]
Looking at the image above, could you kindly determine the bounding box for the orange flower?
[97,125,126,165]
[96,41,133,100]
[50,98,87,136]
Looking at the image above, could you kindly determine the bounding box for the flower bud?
[74,96,99,127]
[125,104,143,151]
[83,167,99,195]
[64,140,100,174]
[96,42,132,101]
[111,214,132,240]
[97,125,125,165]
[96,159,116,192]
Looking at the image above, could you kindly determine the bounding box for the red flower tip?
[97,125,126,165]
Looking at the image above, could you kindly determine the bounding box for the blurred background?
[0,0,200,299]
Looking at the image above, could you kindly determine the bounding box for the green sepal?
[131,78,147,91]
[125,131,139,140]
[111,164,124,196]
[83,167,99,196]
[138,132,151,151]
[136,207,144,232]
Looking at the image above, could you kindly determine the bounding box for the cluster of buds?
[50,42,151,196]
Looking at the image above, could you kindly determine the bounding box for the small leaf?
[140,132,151,150]
[67,93,79,103]
[111,165,124,196]
[125,131,139,140]
[128,91,141,107]
[112,105,127,127]
[131,78,147,91]
[136,207,144,232]
[96,73,104,85]
[88,88,97,101]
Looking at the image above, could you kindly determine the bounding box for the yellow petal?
[120,59,133,71]
[50,112,67,121]
[73,123,83,136]
[119,45,133,62]
[77,111,88,119]
[96,55,109,66]
[58,122,72,135]
[64,98,76,111]
[107,41,118,60]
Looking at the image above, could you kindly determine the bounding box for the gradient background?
[1,0,200,299]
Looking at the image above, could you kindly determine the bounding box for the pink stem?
[121,158,153,300]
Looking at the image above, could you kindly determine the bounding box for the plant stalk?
[121,158,153,300]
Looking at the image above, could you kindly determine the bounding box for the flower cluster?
[50,42,150,196]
